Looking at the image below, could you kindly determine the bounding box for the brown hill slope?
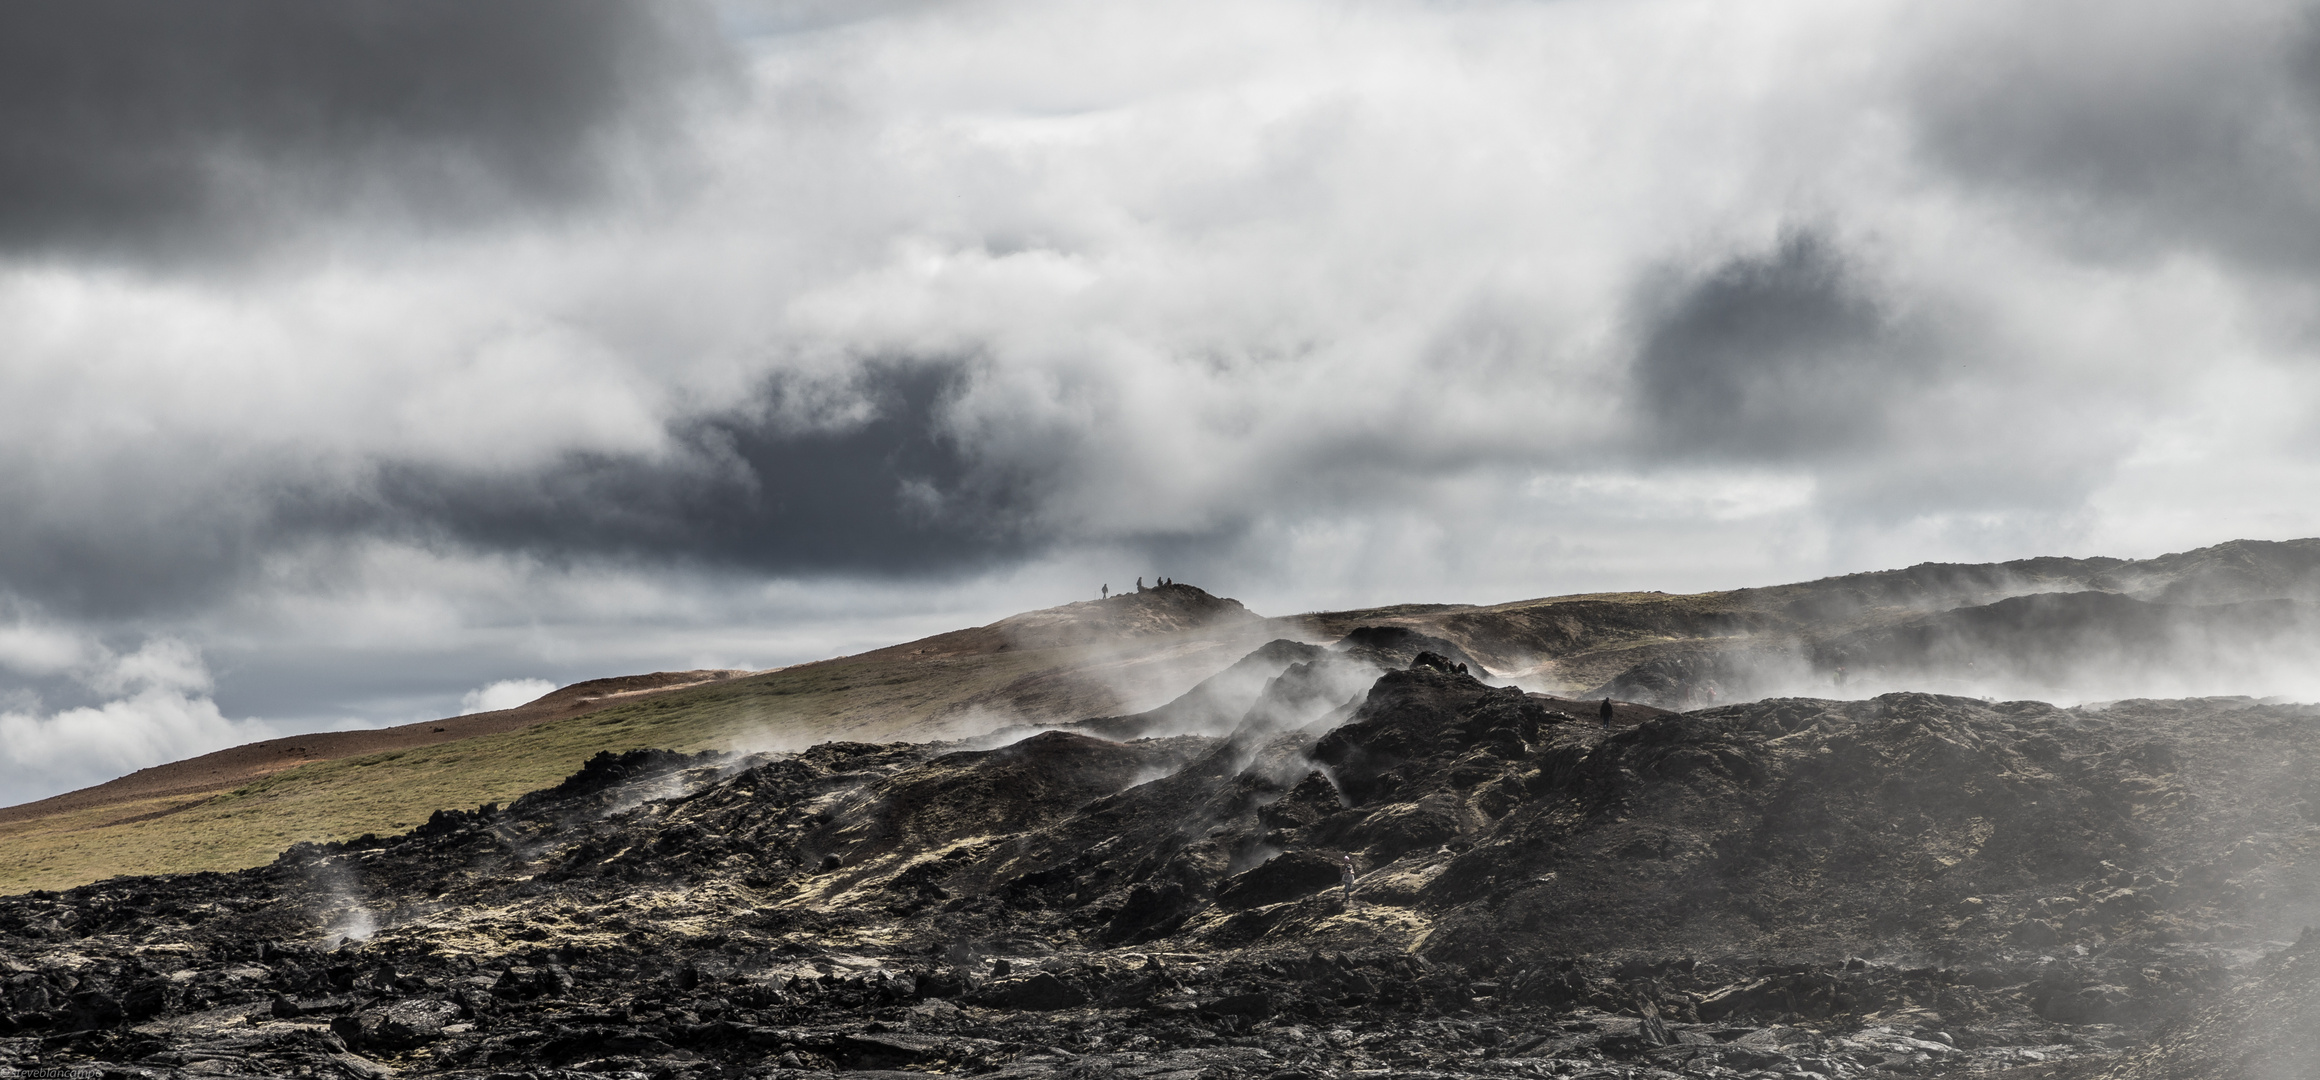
[0,584,1287,893]
[0,670,746,829]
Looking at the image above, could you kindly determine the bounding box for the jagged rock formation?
[6,633,2319,1078]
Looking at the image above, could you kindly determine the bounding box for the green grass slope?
[1,597,1286,894]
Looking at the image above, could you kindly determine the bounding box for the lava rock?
[1215,852,1345,910]
[335,998,463,1050]
[970,971,1088,1010]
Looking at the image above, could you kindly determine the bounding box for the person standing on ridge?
[1599,697,1615,725]
[1340,855,1358,909]
[1101,584,1108,599]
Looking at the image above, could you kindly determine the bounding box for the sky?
[5,0,2320,806]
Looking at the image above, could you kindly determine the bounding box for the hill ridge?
[5,540,2317,895]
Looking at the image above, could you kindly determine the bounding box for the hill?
[0,584,1284,894]
[6,538,2318,895]
[0,670,748,830]
[5,542,2320,1076]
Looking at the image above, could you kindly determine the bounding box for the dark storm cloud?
[349,364,1045,574]
[1627,230,2140,528]
[1911,5,2320,272]
[0,0,726,260]
[1630,232,1932,462]
[0,363,1044,621]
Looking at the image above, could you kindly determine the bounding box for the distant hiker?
[1599,698,1614,724]
[1102,584,1109,599]
[1340,855,1358,908]
[1137,577,1144,591]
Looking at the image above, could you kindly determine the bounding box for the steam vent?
[10,546,2320,1079]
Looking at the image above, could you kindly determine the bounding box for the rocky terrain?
[14,540,2320,897]
[6,618,2320,1079]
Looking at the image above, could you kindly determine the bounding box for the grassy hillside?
[0,607,1283,894]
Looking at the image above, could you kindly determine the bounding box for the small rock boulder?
[970,971,1087,1011]
[335,998,463,1050]
[838,1032,943,1068]
[1215,852,1345,910]
[1198,992,1273,1020]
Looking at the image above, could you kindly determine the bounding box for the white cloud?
[91,638,212,696]
[459,678,559,715]
[0,620,90,676]
[0,633,278,802]
[0,688,264,777]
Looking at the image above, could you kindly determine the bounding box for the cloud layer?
[0,0,726,261]
[6,0,2320,804]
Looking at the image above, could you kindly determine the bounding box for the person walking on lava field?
[1340,855,1358,909]
[1599,697,1615,724]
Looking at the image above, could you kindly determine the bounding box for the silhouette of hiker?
[1137,577,1144,591]
[1101,584,1108,599]
[1599,698,1615,724]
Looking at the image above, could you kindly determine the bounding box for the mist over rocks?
[1330,627,1488,677]
[1561,539,2320,710]
[10,547,2320,1076]
[1042,623,1474,744]
[1596,592,2320,711]
[6,641,2320,1076]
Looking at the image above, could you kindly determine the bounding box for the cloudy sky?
[4,0,2320,805]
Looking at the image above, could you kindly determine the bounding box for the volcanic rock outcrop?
[7,632,2320,1078]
